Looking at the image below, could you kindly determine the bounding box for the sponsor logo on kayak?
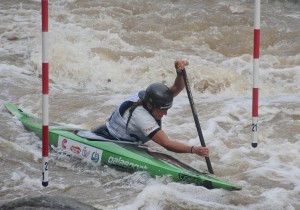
[70,145,81,154]
[58,136,103,164]
[91,151,100,163]
[82,146,90,158]
[108,156,148,171]
[62,138,67,149]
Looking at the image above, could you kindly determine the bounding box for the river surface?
[0,0,299,209]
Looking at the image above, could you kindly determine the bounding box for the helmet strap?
[142,102,162,128]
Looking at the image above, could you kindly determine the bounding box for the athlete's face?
[151,108,168,120]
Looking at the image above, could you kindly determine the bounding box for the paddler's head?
[139,83,173,120]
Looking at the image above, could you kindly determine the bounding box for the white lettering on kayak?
[107,156,148,171]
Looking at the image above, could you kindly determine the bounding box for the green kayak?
[5,102,241,191]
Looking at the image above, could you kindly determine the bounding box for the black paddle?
[182,69,214,174]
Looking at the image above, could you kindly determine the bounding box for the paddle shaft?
[182,69,214,174]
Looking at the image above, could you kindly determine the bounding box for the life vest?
[106,92,160,144]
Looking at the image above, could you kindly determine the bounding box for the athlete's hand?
[175,59,189,73]
[192,146,209,157]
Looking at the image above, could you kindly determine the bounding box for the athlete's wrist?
[176,70,183,76]
[190,146,194,153]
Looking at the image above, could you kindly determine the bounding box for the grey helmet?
[142,83,173,110]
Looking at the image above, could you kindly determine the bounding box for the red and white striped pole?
[252,0,260,148]
[42,0,49,187]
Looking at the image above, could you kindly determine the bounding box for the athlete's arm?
[151,129,209,157]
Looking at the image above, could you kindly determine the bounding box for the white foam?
[1,0,300,209]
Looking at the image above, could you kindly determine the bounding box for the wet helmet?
[142,83,173,110]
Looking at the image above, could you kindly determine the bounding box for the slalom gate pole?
[42,0,49,187]
[182,69,214,174]
[252,0,260,148]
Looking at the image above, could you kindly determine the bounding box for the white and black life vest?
[106,92,161,143]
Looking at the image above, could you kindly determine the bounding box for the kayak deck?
[5,102,242,191]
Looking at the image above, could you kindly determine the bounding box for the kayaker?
[92,59,209,157]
